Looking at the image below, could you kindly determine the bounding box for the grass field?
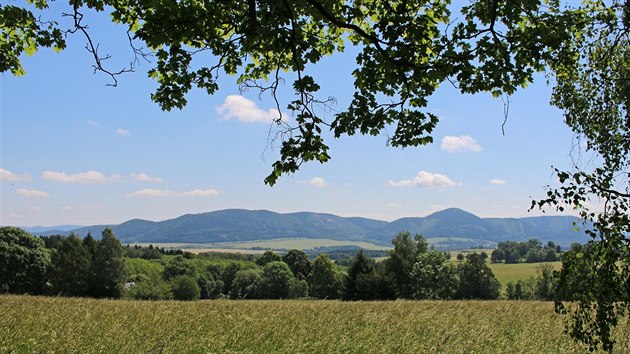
[489,261,563,286]
[1,295,628,353]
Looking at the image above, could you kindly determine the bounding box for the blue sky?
[1,7,582,226]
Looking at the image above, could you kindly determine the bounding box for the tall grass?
[1,295,628,353]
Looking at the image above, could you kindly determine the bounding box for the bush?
[259,261,294,299]
[229,270,261,299]
[170,275,200,301]
[289,279,309,298]
[126,278,172,300]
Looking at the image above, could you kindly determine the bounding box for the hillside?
[29,208,589,248]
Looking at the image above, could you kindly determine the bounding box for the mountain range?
[27,208,590,248]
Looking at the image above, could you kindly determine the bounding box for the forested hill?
[30,208,588,247]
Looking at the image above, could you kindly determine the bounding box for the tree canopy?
[0,226,50,294]
[2,0,629,350]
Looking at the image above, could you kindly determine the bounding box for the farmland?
[132,238,391,254]
[1,295,628,353]
[489,261,563,287]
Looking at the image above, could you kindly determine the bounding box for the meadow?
[134,238,391,254]
[488,261,563,286]
[2,295,629,353]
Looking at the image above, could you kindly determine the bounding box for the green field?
[1,295,628,353]
[489,261,563,286]
[134,238,391,253]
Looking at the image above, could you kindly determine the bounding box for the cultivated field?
[134,238,390,253]
[1,295,628,353]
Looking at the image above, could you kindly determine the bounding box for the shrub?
[170,275,200,301]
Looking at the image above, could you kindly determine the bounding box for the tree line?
[2,227,505,301]
[491,239,563,264]
[1,227,125,298]
[1,226,580,303]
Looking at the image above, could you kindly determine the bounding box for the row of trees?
[1,227,125,298]
[2,225,594,304]
[505,264,558,301]
[1,227,501,301]
[343,233,500,301]
[491,239,562,264]
[128,233,502,301]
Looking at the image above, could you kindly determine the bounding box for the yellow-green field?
[489,261,563,286]
[134,238,390,253]
[1,295,628,353]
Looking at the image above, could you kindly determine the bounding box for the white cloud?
[387,203,403,208]
[301,177,328,188]
[42,170,122,184]
[17,188,49,198]
[441,135,482,153]
[0,168,31,182]
[28,205,42,212]
[216,95,285,123]
[87,120,99,127]
[388,171,457,188]
[115,128,131,136]
[132,173,163,183]
[9,213,25,219]
[129,188,219,197]
[490,178,508,185]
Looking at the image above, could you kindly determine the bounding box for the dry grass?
[2,295,629,353]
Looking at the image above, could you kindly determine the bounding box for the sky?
[1,4,585,227]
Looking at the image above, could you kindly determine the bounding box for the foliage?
[308,254,342,299]
[221,262,241,295]
[0,2,65,76]
[342,250,375,301]
[410,251,456,300]
[0,0,613,186]
[506,278,534,300]
[288,278,309,299]
[281,249,311,280]
[382,231,428,298]
[91,228,126,298]
[124,244,162,260]
[505,264,559,301]
[162,255,196,280]
[456,253,500,300]
[553,241,629,351]
[492,239,560,264]
[229,269,262,299]
[124,257,164,281]
[82,233,98,257]
[49,235,92,296]
[125,277,172,300]
[255,250,282,267]
[197,275,224,300]
[353,269,397,301]
[170,275,201,301]
[259,261,295,299]
[0,227,50,294]
[535,264,558,301]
